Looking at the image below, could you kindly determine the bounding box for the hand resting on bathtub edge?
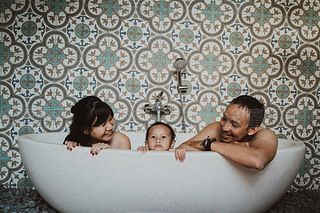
[62,95,277,170]
[174,95,278,170]
[63,96,131,156]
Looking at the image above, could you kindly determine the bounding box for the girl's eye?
[106,117,115,126]
[109,118,115,125]
[151,136,156,139]
[162,136,167,139]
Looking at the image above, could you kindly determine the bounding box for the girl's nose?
[105,122,113,130]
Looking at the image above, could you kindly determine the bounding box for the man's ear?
[247,127,259,136]
[170,140,176,149]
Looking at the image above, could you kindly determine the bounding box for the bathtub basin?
[18,132,305,213]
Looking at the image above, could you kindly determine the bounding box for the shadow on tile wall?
[0,0,319,190]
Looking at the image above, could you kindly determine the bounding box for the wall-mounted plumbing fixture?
[144,91,171,122]
[173,58,188,132]
[173,58,188,93]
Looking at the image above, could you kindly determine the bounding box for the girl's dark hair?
[66,96,114,146]
[145,122,176,142]
[230,95,265,128]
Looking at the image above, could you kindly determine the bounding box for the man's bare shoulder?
[250,128,278,146]
[255,128,276,137]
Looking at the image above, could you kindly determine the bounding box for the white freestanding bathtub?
[18,132,305,213]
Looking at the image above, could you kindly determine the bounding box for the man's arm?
[175,122,220,162]
[210,129,278,169]
[182,122,220,148]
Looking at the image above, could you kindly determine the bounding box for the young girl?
[137,122,176,153]
[64,96,131,155]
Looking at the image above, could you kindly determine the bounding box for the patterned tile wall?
[0,0,319,191]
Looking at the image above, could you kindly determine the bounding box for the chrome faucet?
[144,91,171,122]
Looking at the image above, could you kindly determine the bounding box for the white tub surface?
[18,132,305,213]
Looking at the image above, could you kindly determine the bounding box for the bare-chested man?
[175,95,278,170]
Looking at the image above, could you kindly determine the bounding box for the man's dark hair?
[230,95,265,128]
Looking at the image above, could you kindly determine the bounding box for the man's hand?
[175,146,187,163]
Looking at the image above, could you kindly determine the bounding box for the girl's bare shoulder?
[111,131,131,148]
[112,131,130,141]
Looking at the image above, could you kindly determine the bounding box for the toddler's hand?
[90,143,110,156]
[137,146,148,154]
[65,141,80,151]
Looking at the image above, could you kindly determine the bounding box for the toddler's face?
[146,125,173,151]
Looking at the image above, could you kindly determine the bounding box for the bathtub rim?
[17,132,305,154]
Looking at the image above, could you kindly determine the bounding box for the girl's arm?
[90,132,131,155]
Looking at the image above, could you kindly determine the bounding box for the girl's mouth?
[105,132,113,137]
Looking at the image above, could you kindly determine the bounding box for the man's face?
[219,104,250,143]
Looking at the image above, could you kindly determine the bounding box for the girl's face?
[88,116,115,143]
[146,125,173,151]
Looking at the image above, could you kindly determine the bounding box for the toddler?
[137,122,175,153]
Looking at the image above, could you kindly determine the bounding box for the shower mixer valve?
[177,84,188,93]
[144,91,171,122]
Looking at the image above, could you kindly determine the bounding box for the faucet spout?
[144,91,171,122]
[156,91,164,101]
